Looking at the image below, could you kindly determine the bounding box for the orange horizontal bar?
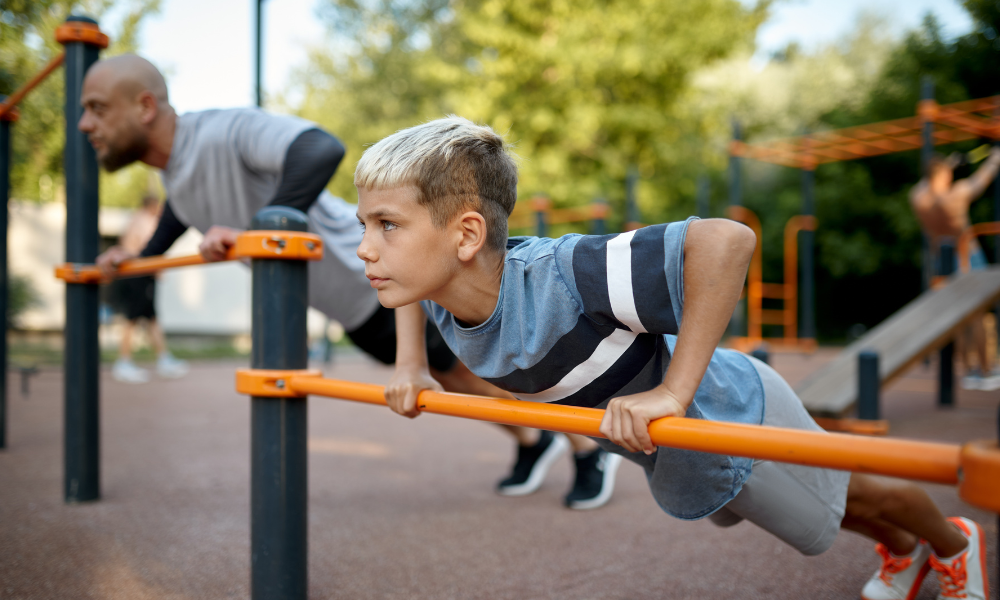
[55,249,237,284]
[0,53,65,119]
[285,376,962,486]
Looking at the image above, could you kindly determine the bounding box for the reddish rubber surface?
[0,350,996,599]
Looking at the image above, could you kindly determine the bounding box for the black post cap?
[251,206,309,232]
[66,15,99,24]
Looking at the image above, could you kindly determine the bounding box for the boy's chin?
[376,290,415,309]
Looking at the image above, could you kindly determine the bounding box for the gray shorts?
[707,356,851,556]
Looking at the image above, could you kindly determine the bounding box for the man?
[111,194,188,383]
[910,147,1000,390]
[81,55,618,508]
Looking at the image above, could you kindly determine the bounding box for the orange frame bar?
[0,53,66,119]
[264,375,965,486]
[957,221,1000,274]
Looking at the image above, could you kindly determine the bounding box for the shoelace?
[929,552,968,598]
[875,543,915,585]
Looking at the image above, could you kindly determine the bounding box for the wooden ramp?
[795,267,1000,417]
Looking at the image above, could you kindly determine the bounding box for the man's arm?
[384,302,442,418]
[957,147,1000,200]
[96,201,188,275]
[599,219,756,454]
[267,128,346,214]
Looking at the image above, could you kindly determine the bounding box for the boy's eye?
[382,221,398,232]
[357,221,366,232]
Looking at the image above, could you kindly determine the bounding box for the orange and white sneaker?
[861,541,932,600]
[928,517,989,600]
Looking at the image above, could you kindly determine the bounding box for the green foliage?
[292,0,765,221]
[0,0,161,207]
[8,273,40,328]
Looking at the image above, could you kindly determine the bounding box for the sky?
[118,0,977,115]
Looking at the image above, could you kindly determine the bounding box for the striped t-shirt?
[422,218,766,519]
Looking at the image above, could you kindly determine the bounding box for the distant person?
[910,147,1000,391]
[110,194,189,383]
[80,54,618,508]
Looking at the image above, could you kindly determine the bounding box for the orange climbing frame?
[731,96,1000,170]
[726,206,816,352]
[234,371,1000,512]
[54,230,324,283]
[508,196,609,231]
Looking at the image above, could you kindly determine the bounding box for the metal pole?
[534,205,546,238]
[938,244,955,407]
[801,167,816,340]
[591,198,607,235]
[696,174,709,219]
[250,206,309,600]
[62,16,102,503]
[858,350,880,420]
[729,119,744,338]
[921,77,935,294]
[750,347,768,365]
[626,165,640,227]
[255,0,264,107]
[0,99,11,450]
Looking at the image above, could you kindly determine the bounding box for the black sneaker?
[564,448,623,510]
[496,431,569,496]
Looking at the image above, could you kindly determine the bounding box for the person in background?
[910,147,1000,391]
[110,194,189,383]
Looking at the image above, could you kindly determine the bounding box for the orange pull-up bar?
[54,230,324,284]
[0,53,66,120]
[235,371,1000,511]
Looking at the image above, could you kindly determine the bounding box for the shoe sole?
[497,433,570,496]
[566,453,623,510]
[859,560,931,600]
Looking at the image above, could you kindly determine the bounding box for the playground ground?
[0,348,997,600]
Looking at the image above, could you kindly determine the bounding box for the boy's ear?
[455,210,488,262]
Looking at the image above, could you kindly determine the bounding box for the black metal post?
[729,120,744,338]
[750,347,769,365]
[801,167,816,341]
[938,244,955,407]
[921,77,935,293]
[250,207,309,600]
[535,205,546,238]
[626,165,640,227]
[0,100,11,450]
[857,350,880,420]
[255,0,264,107]
[696,174,709,219]
[62,16,102,503]
[591,198,607,235]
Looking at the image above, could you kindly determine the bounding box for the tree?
[292,0,765,228]
[1,0,161,207]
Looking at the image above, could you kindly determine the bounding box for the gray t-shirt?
[161,108,380,330]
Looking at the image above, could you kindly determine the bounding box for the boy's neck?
[430,251,504,327]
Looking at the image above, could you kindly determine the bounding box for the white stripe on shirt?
[606,231,646,333]
[512,329,638,402]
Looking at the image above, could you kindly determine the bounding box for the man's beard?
[98,124,149,172]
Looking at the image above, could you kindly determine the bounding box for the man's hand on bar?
[95,245,136,277]
[199,226,240,262]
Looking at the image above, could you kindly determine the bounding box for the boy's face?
[356,185,459,308]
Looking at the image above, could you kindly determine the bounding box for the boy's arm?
[957,147,1000,201]
[384,302,442,418]
[599,219,756,454]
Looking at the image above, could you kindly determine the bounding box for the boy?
[354,116,988,599]
[84,55,614,508]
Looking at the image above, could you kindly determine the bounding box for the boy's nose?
[356,234,377,262]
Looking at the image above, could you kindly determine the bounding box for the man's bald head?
[79,54,175,171]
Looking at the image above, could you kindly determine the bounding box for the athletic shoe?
[112,359,150,384]
[496,431,569,496]
[860,541,931,600]
[928,517,988,600]
[564,448,623,510]
[975,368,1000,392]
[156,352,189,379]
[961,369,985,391]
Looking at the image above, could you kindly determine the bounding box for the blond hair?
[355,116,517,254]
